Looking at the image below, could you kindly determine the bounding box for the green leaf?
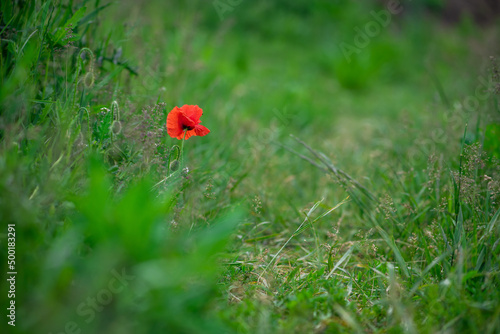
[0,0,13,23]
[52,6,87,45]
[376,225,410,279]
[293,196,349,237]
[453,206,464,247]
[479,206,500,243]
[78,3,113,27]
[409,249,452,296]
[292,199,323,237]
[325,245,355,279]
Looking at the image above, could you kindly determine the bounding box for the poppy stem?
[180,130,187,167]
[153,132,187,190]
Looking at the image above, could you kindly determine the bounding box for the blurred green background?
[1,0,500,333]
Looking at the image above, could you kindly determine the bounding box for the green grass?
[1,1,500,333]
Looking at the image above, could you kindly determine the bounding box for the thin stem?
[152,132,187,190]
[180,130,187,167]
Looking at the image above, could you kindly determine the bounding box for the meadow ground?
[1,1,500,333]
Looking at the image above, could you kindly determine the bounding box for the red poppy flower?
[166,105,210,140]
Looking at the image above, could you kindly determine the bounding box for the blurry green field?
[1,1,500,333]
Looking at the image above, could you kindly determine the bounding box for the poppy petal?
[179,112,197,128]
[177,129,196,140]
[181,105,203,123]
[166,107,184,138]
[176,131,185,140]
[166,105,209,140]
[194,124,210,137]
